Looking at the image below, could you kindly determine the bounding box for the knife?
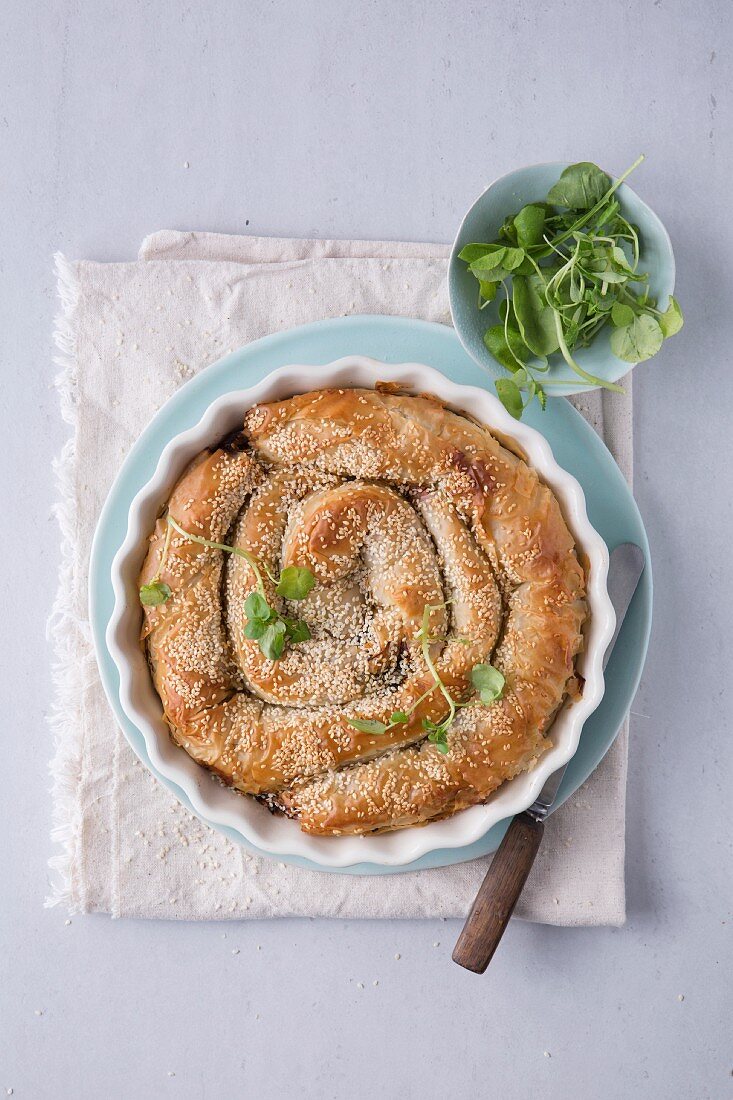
[452,542,645,974]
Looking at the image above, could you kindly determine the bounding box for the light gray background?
[1,1,730,1097]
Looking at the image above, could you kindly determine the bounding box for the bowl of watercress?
[449,156,683,418]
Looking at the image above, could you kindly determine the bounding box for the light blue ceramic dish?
[89,315,652,875]
[448,162,676,396]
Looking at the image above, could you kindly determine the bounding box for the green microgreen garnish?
[139,580,172,606]
[259,619,288,662]
[346,601,506,752]
[346,710,414,736]
[347,718,396,735]
[244,591,270,622]
[275,565,316,601]
[139,517,174,605]
[139,514,314,662]
[422,717,452,753]
[281,617,312,644]
[416,603,458,736]
[471,662,506,704]
[459,156,684,418]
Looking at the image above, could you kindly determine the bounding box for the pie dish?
[108,357,614,864]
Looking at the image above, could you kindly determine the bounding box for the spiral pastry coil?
[140,386,587,835]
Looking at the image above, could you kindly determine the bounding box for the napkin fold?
[49,232,631,924]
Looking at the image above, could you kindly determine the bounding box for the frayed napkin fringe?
[46,253,87,914]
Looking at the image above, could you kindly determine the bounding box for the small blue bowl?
[448,162,676,396]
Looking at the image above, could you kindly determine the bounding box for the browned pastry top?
[140,387,587,835]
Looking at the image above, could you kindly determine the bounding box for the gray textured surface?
[1,1,730,1097]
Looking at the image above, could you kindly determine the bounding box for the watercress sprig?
[138,514,315,662]
[459,156,684,418]
[347,602,506,753]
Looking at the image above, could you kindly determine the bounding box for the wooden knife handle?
[452,811,544,973]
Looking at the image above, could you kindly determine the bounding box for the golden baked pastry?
[139,386,587,835]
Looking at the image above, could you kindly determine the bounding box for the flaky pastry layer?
[140,387,586,835]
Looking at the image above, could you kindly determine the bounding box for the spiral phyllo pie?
[139,386,587,835]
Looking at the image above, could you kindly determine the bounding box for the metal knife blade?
[525,542,645,821]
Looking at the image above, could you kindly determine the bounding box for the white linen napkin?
[48,232,631,924]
